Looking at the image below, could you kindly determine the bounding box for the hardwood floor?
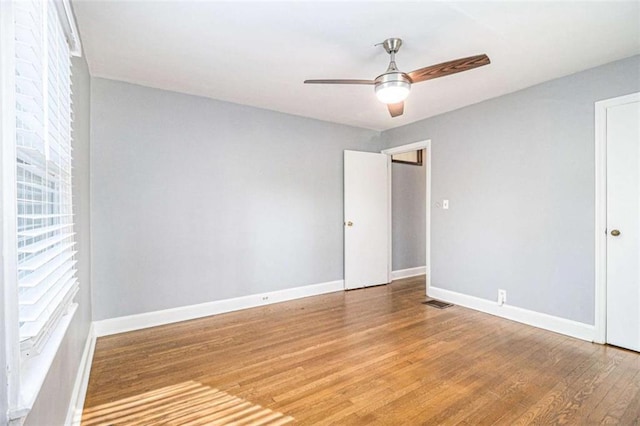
[83,276,640,425]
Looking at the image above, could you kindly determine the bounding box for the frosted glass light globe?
[375,81,411,104]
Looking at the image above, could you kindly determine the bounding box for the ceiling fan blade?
[407,54,490,83]
[388,102,404,118]
[304,79,376,85]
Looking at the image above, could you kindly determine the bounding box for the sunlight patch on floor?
[81,380,293,425]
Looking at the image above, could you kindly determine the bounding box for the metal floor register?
[422,299,453,309]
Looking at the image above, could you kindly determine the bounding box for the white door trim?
[382,139,432,295]
[594,92,640,344]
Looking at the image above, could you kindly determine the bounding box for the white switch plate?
[443,199,449,209]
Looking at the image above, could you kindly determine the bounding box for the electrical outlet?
[498,289,507,306]
[443,199,449,209]
[262,296,269,301]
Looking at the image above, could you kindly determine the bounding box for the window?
[1,0,82,419]
[15,0,77,358]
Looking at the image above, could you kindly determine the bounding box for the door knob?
[611,229,621,236]
[346,221,353,227]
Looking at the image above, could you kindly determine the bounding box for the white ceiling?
[73,1,640,131]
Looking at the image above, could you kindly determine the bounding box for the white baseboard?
[391,266,426,281]
[428,286,595,342]
[65,323,96,426]
[93,280,344,337]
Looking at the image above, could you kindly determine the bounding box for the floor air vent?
[422,299,453,309]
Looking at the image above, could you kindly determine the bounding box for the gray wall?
[392,153,426,271]
[381,55,640,325]
[24,56,93,425]
[90,78,380,320]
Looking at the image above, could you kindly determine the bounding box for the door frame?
[594,92,640,344]
[381,139,432,295]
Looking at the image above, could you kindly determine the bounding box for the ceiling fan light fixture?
[375,80,411,104]
[374,72,411,104]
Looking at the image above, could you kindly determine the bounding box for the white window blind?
[14,0,78,357]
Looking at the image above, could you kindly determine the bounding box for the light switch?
[443,199,449,209]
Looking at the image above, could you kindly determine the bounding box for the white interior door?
[344,150,389,290]
[606,99,640,352]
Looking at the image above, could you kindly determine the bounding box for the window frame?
[1,0,82,422]
[1,0,22,419]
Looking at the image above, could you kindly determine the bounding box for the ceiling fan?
[304,38,490,118]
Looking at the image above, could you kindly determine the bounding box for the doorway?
[382,140,432,295]
[594,92,640,351]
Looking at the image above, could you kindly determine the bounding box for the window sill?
[8,303,78,424]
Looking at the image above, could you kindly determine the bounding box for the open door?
[606,98,640,352]
[344,150,389,290]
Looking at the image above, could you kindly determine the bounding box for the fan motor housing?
[375,72,412,87]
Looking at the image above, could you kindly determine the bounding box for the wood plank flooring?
[82,276,640,425]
